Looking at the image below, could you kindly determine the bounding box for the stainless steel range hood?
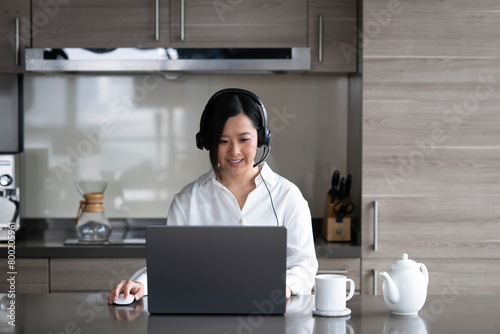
[25,47,310,73]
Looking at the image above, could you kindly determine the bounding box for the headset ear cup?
[196,132,204,150]
[257,128,271,148]
[257,127,270,148]
[257,128,264,148]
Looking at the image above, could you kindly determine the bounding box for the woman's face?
[217,113,258,179]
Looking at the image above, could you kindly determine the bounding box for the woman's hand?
[108,280,144,305]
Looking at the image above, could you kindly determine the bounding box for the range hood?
[25,47,310,73]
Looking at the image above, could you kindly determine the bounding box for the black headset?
[196,88,272,167]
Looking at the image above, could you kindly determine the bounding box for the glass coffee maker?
[75,181,111,242]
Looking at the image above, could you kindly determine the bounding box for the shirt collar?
[197,162,277,188]
[255,162,278,187]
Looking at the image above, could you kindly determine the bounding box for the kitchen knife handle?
[180,0,185,41]
[373,200,378,251]
[155,0,160,41]
[15,17,20,66]
[318,14,323,63]
[373,269,378,295]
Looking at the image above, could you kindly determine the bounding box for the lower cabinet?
[317,258,360,293]
[1,257,364,294]
[362,259,500,295]
[0,258,49,293]
[50,258,146,293]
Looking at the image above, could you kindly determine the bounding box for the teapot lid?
[391,253,418,269]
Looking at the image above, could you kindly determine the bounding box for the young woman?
[108,89,318,304]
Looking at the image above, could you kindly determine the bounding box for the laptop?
[146,225,287,315]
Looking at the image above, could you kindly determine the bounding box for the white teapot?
[379,253,429,315]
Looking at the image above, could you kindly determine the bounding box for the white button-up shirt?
[132,163,318,295]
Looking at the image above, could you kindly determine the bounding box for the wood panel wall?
[361,0,500,293]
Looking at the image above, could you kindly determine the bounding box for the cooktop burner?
[64,229,145,246]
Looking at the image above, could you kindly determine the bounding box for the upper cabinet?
[169,0,307,48]
[0,1,30,72]
[32,0,170,48]
[31,0,307,49]
[308,0,357,73]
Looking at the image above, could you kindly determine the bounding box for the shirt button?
[238,219,243,225]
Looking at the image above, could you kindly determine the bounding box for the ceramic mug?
[315,274,355,312]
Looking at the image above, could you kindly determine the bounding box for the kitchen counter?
[1,218,360,259]
[5,294,500,333]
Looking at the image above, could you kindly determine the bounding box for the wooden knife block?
[322,193,351,242]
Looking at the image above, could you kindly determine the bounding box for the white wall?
[21,73,348,219]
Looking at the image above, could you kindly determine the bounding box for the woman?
[108,88,318,304]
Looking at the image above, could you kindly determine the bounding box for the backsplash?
[21,73,348,218]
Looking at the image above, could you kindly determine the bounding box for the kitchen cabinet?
[32,0,170,48]
[31,0,307,49]
[308,0,357,73]
[0,259,49,293]
[0,0,30,72]
[359,0,500,295]
[170,0,307,48]
[50,258,146,292]
[363,258,500,296]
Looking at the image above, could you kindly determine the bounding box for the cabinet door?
[50,258,146,292]
[0,259,49,293]
[362,258,500,295]
[361,196,500,260]
[0,0,30,72]
[170,0,307,47]
[32,0,170,48]
[308,0,357,73]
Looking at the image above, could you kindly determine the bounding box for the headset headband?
[196,88,271,150]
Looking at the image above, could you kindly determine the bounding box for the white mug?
[315,274,355,312]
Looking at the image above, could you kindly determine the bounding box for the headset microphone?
[253,143,271,168]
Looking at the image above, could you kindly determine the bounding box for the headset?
[196,88,272,168]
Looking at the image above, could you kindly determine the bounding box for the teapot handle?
[419,263,429,286]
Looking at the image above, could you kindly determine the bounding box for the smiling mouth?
[228,159,243,164]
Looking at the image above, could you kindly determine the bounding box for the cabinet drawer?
[362,258,500,295]
[50,258,145,293]
[0,258,49,293]
[317,258,360,291]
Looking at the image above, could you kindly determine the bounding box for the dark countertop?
[0,218,361,259]
[7,294,500,333]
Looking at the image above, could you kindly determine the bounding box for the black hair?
[200,92,262,180]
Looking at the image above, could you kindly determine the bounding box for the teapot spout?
[380,271,400,304]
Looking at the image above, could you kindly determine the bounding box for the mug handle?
[346,324,354,334]
[346,278,355,301]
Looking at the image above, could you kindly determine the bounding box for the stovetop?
[64,229,145,246]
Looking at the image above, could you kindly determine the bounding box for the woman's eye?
[240,138,250,142]
[219,140,229,144]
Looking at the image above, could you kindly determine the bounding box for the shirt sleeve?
[130,267,148,296]
[129,193,188,294]
[283,193,318,295]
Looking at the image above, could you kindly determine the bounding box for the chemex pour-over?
[74,181,111,242]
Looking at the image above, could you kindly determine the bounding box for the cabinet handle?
[373,269,378,295]
[180,0,185,41]
[318,14,323,63]
[155,0,160,41]
[317,269,348,275]
[373,200,378,251]
[15,17,20,66]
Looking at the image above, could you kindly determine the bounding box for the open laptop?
[146,225,287,315]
